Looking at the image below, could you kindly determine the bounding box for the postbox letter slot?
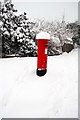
[45,48,47,54]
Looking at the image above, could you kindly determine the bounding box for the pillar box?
[36,32,50,76]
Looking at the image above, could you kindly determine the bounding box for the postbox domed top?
[36,32,50,40]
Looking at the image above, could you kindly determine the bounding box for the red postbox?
[36,32,50,76]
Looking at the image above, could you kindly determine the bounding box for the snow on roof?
[36,32,50,40]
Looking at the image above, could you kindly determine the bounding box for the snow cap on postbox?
[36,32,50,40]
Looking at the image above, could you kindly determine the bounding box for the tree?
[1,1,37,57]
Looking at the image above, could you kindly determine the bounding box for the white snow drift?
[0,48,78,119]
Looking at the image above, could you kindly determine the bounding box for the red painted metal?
[37,39,49,70]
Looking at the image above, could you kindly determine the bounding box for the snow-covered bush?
[1,1,37,57]
[33,19,75,55]
[67,21,80,47]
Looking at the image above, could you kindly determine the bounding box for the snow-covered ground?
[0,49,78,119]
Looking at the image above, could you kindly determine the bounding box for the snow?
[36,32,50,40]
[14,11,22,16]
[66,37,72,41]
[0,49,78,119]
[0,21,3,26]
[4,31,10,36]
[50,36,60,44]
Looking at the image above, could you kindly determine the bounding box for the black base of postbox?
[36,69,47,77]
